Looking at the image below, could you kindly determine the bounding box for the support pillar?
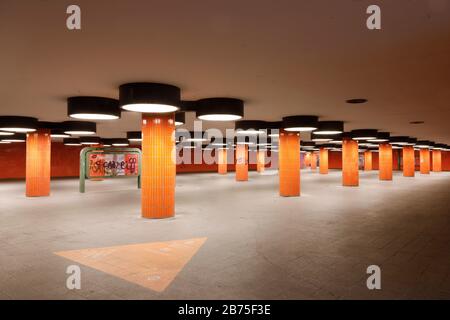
[257,150,265,173]
[319,147,328,174]
[141,113,176,219]
[218,148,228,175]
[26,129,51,197]
[364,150,372,171]
[432,150,442,172]
[402,146,415,177]
[311,153,317,171]
[304,152,311,167]
[342,139,359,186]
[379,143,393,181]
[279,130,300,196]
[420,148,430,174]
[236,144,248,181]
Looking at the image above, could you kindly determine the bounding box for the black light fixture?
[432,143,446,150]
[314,121,344,135]
[79,136,101,145]
[0,130,14,136]
[127,131,142,142]
[64,138,82,146]
[119,82,181,113]
[182,131,209,143]
[346,98,368,104]
[415,140,433,148]
[1,133,26,142]
[235,120,267,135]
[390,136,411,146]
[266,121,282,137]
[301,141,316,149]
[351,129,378,140]
[368,132,390,143]
[63,121,97,135]
[111,138,129,147]
[175,112,186,126]
[311,133,334,142]
[68,96,121,120]
[0,116,38,133]
[196,98,244,121]
[38,121,71,138]
[101,138,113,147]
[282,115,319,132]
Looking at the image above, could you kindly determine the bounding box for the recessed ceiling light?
[346,98,368,104]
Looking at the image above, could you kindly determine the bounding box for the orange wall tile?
[235,144,248,181]
[364,150,372,171]
[420,148,430,174]
[402,146,415,177]
[342,139,359,186]
[26,129,51,197]
[319,148,328,174]
[379,143,393,181]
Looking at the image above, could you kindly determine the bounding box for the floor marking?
[54,237,207,292]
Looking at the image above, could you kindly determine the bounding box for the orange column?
[420,148,430,174]
[379,143,393,181]
[432,150,442,172]
[402,146,415,177]
[342,139,359,186]
[319,148,328,174]
[304,152,311,167]
[236,144,248,181]
[218,148,228,174]
[26,129,51,197]
[279,130,300,196]
[141,113,175,219]
[257,150,265,173]
[311,153,317,171]
[364,150,372,171]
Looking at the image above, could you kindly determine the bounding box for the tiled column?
[432,150,442,172]
[402,146,415,177]
[379,143,393,181]
[26,129,51,197]
[420,148,430,174]
[236,144,248,181]
[311,153,317,171]
[257,150,265,173]
[342,138,359,186]
[304,152,311,167]
[218,148,228,174]
[279,130,300,196]
[319,147,328,174]
[364,150,372,171]
[141,113,176,219]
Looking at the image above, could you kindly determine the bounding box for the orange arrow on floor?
[55,237,207,292]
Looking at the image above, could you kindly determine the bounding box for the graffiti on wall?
[88,153,139,177]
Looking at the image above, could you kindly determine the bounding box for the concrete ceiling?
[0,0,449,143]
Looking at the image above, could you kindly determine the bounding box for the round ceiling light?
[367,132,390,143]
[0,131,14,136]
[101,138,113,147]
[196,98,244,121]
[351,129,378,141]
[2,133,27,142]
[389,136,412,146]
[175,112,186,126]
[346,98,368,104]
[119,82,180,113]
[415,140,433,148]
[64,138,82,146]
[0,116,38,133]
[282,116,319,132]
[182,131,209,143]
[63,121,97,135]
[127,131,142,142]
[111,138,129,147]
[314,121,344,135]
[68,96,121,120]
[79,136,101,145]
[235,120,267,135]
[311,133,334,142]
[301,141,316,149]
[266,121,282,137]
[38,122,71,138]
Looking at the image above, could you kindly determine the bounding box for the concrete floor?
[0,170,450,300]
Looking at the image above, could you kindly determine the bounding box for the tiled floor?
[0,170,449,299]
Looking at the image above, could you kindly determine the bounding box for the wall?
[0,143,269,179]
